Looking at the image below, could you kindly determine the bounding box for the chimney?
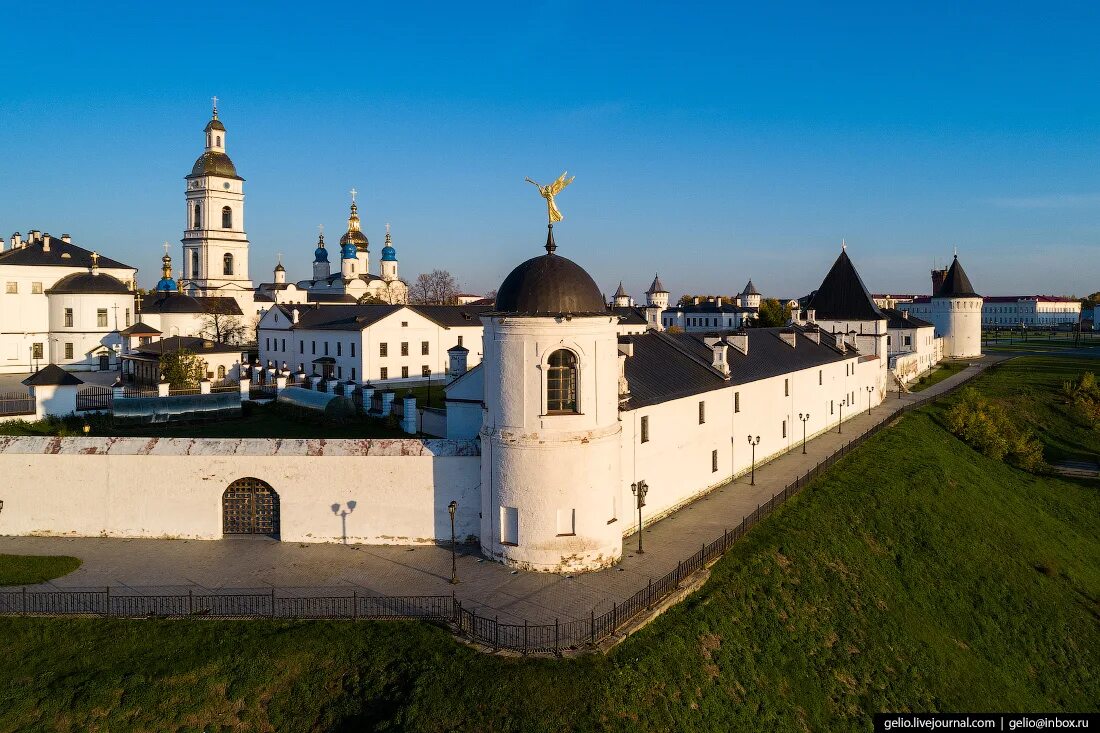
[291,308,300,324]
[617,340,634,357]
[61,233,71,243]
[693,297,700,305]
[834,333,847,353]
[448,345,469,379]
[779,329,796,348]
[711,340,730,377]
[42,235,50,252]
[902,310,909,320]
[807,308,816,323]
[716,297,723,306]
[729,330,749,356]
[803,325,820,344]
[30,230,40,243]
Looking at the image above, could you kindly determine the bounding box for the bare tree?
[410,270,460,305]
[198,300,249,344]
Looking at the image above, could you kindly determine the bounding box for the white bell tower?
[181,98,253,300]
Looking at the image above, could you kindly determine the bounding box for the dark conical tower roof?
[614,282,628,298]
[807,248,884,321]
[934,255,979,298]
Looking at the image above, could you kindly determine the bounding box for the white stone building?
[0,231,137,373]
[0,223,892,575]
[257,303,489,383]
[882,308,942,384]
[656,279,762,333]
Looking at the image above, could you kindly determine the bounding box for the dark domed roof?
[188,151,240,179]
[494,227,606,315]
[46,271,131,295]
[204,117,226,132]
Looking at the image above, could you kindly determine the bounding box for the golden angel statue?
[525,171,575,224]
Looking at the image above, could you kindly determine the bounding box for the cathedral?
[172,102,407,312]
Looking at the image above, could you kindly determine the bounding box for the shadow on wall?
[433,457,480,550]
[331,501,357,544]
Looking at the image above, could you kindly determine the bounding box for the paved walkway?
[0,357,1006,624]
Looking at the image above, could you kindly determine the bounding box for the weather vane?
[525,172,575,225]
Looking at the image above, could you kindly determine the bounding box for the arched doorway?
[222,478,280,537]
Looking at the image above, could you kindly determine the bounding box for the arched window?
[222,206,232,229]
[217,364,226,380]
[216,135,221,147]
[223,253,234,275]
[546,349,578,414]
[193,203,201,229]
[190,250,200,277]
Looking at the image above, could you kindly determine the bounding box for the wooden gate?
[222,478,280,537]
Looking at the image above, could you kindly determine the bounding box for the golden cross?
[350,187,357,203]
[90,251,100,267]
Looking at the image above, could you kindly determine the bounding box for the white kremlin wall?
[619,354,882,531]
[0,437,481,544]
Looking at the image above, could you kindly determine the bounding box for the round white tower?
[273,257,286,285]
[932,254,982,358]
[480,226,623,572]
[644,273,669,330]
[740,279,761,309]
[612,282,631,308]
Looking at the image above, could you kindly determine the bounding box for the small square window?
[380,343,388,357]
[30,282,42,294]
[401,321,408,327]
[380,367,388,380]
[5,282,17,294]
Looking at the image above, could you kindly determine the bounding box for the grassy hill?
[1,356,1097,732]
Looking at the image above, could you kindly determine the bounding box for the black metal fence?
[0,391,35,416]
[75,387,113,411]
[0,365,986,654]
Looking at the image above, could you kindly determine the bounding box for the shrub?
[945,388,1045,470]
[1062,371,1100,428]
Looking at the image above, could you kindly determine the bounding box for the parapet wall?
[0,436,481,544]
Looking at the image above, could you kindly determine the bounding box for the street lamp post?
[631,481,648,554]
[866,385,874,415]
[838,398,845,434]
[747,435,760,485]
[799,413,810,454]
[448,500,458,584]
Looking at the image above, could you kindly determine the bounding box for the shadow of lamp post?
[448,500,458,584]
[866,385,874,415]
[838,397,845,434]
[799,413,810,454]
[331,501,357,544]
[630,481,648,554]
[747,435,760,485]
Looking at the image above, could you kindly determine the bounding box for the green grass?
[1,356,1097,731]
[0,555,81,586]
[907,361,966,392]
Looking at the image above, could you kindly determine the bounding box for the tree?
[159,348,206,389]
[357,293,388,305]
[747,298,792,328]
[410,270,459,305]
[678,294,737,306]
[198,300,249,344]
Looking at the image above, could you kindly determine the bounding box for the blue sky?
[2,1,1098,300]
